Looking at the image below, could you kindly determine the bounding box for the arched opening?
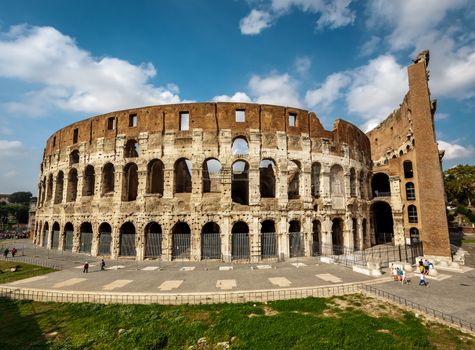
[352,218,358,251]
[371,201,394,244]
[232,160,249,204]
[122,163,138,201]
[403,160,413,178]
[172,222,191,260]
[69,150,79,165]
[63,222,74,251]
[261,220,277,258]
[312,220,321,255]
[124,139,139,158]
[287,160,300,199]
[98,223,112,256]
[406,182,416,200]
[79,222,93,253]
[46,174,53,201]
[350,168,356,197]
[102,163,115,195]
[259,159,276,198]
[232,221,250,260]
[331,218,344,255]
[330,164,345,196]
[311,162,321,198]
[52,222,60,249]
[66,169,78,202]
[289,220,303,257]
[145,222,162,258]
[410,227,420,243]
[371,173,390,197]
[119,222,136,257]
[147,159,164,195]
[232,137,249,156]
[54,171,64,204]
[359,171,366,199]
[174,158,192,193]
[362,219,367,248]
[82,165,95,197]
[408,205,418,223]
[201,222,221,260]
[202,158,221,193]
[42,222,49,247]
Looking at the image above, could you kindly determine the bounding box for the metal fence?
[79,232,92,253]
[99,232,112,256]
[172,233,191,260]
[232,232,250,260]
[64,231,73,251]
[261,232,277,259]
[201,233,221,260]
[145,232,162,258]
[289,232,304,258]
[120,233,136,256]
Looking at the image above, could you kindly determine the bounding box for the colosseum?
[33,51,451,262]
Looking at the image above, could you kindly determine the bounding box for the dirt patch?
[187,311,210,321]
[263,305,278,316]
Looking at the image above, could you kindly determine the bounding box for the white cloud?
[0,25,181,116]
[359,35,381,57]
[212,92,252,103]
[305,72,350,109]
[0,140,24,154]
[240,0,355,35]
[249,73,302,107]
[438,140,475,160]
[435,112,449,121]
[240,10,272,35]
[295,56,311,75]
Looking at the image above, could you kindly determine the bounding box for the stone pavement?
[1,239,474,327]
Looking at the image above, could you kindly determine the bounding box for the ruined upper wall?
[42,102,370,163]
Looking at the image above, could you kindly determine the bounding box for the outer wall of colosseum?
[33,52,451,261]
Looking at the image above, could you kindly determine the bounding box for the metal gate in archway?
[51,230,60,249]
[232,233,250,260]
[99,232,112,255]
[201,233,221,260]
[289,232,304,257]
[120,233,136,256]
[80,232,93,253]
[172,233,190,260]
[261,232,277,258]
[64,231,73,251]
[145,232,163,258]
[43,230,49,247]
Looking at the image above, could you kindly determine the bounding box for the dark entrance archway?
[261,220,277,259]
[145,222,162,258]
[98,223,112,256]
[371,201,394,244]
[172,222,191,260]
[79,222,93,253]
[201,222,221,260]
[312,220,321,256]
[332,218,344,255]
[119,222,136,257]
[43,222,49,247]
[371,173,390,197]
[289,220,304,257]
[52,222,60,249]
[63,222,74,251]
[231,221,250,260]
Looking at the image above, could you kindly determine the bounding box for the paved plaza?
[1,239,474,326]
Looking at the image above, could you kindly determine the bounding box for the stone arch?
[410,227,420,243]
[331,218,344,254]
[51,222,60,249]
[171,222,191,260]
[82,165,95,197]
[119,222,136,257]
[311,162,321,198]
[232,160,249,205]
[259,159,276,198]
[79,222,93,253]
[289,220,303,257]
[231,221,250,260]
[231,136,249,156]
[63,222,74,251]
[66,168,78,202]
[350,168,356,197]
[102,163,115,195]
[330,164,344,195]
[261,220,277,258]
[288,160,300,199]
[201,222,221,260]
[359,171,366,199]
[42,222,49,247]
[371,201,394,244]
[312,219,321,255]
[147,159,164,195]
[46,173,53,201]
[352,217,358,251]
[54,171,64,204]
[69,150,79,165]
[98,222,112,256]
[124,139,139,158]
[122,163,138,201]
[145,222,162,258]
[202,158,221,193]
[174,158,192,193]
[371,173,390,197]
[362,218,368,248]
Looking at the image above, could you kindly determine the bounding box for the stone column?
[250,215,260,262]
[344,215,354,251]
[279,216,289,260]
[221,215,231,262]
[91,222,99,257]
[302,214,312,256]
[321,216,333,255]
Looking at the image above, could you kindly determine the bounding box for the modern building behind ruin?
[33,51,451,262]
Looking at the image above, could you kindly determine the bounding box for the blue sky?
[0,0,474,195]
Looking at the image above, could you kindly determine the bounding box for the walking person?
[419,273,428,287]
[401,268,407,285]
[83,261,89,273]
[3,248,9,258]
[100,259,106,271]
[11,247,17,257]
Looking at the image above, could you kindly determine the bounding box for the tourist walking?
[100,259,106,271]
[3,248,8,258]
[83,261,89,273]
[419,273,428,287]
[11,247,17,257]
[401,269,408,284]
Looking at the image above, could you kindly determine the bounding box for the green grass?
[0,261,56,284]
[462,239,475,244]
[0,294,473,349]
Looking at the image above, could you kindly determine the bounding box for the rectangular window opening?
[129,114,138,127]
[73,128,78,144]
[289,113,296,127]
[107,117,116,130]
[235,110,245,122]
[180,112,189,131]
[53,136,56,147]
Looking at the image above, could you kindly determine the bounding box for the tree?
[8,192,32,205]
[444,165,475,207]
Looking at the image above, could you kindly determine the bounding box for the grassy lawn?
[0,294,473,349]
[0,261,56,284]
[462,239,475,244]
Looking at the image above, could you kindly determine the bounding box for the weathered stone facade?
[33,51,451,261]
